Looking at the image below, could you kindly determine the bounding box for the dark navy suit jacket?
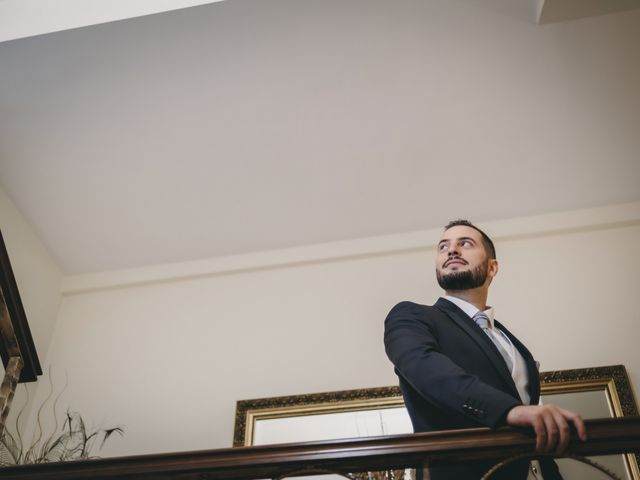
[384,298,561,480]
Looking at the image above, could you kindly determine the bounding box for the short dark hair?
[444,219,496,259]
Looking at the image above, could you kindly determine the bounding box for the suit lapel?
[435,298,521,399]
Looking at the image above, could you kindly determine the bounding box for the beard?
[437,261,488,291]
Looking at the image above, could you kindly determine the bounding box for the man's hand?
[506,405,587,454]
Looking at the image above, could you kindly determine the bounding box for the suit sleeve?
[384,301,521,428]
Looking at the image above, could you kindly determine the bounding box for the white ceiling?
[0,0,226,43]
[1,0,639,274]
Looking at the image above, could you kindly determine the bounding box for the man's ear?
[488,259,499,279]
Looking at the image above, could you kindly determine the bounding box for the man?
[384,220,586,480]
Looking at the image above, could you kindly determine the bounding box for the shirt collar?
[443,295,496,328]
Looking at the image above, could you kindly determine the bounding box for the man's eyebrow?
[458,236,476,243]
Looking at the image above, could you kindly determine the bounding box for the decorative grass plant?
[0,372,123,466]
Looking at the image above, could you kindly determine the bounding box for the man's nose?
[447,245,460,256]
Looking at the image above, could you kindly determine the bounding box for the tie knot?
[473,311,491,330]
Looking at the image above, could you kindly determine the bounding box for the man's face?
[435,225,497,291]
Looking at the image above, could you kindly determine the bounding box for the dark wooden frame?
[0,229,41,382]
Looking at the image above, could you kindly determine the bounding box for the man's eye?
[438,244,447,251]
[461,240,471,247]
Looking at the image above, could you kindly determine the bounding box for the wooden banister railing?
[1,417,639,480]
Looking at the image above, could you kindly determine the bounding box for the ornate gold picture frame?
[234,365,639,478]
[234,386,404,447]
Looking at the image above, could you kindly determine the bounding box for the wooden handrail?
[1,417,639,480]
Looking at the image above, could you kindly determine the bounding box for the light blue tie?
[473,311,513,372]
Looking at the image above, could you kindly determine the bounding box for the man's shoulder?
[389,299,427,310]
[388,297,455,312]
[386,300,443,319]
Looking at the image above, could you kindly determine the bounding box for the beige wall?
[18,202,639,458]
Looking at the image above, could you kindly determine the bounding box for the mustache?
[444,256,468,268]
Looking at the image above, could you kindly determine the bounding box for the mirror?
[539,365,639,479]
[234,387,409,447]
[234,365,639,479]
